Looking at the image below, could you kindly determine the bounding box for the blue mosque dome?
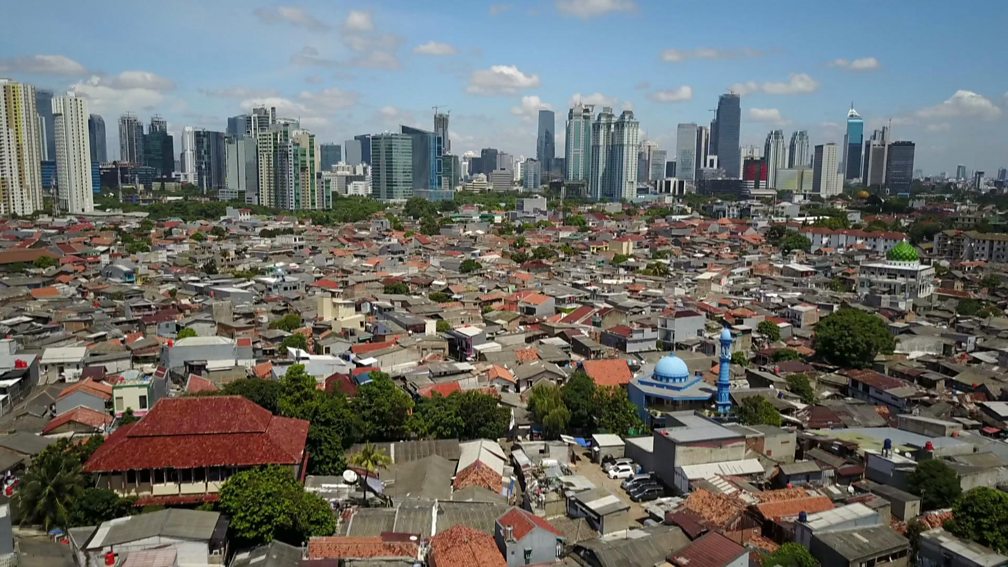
[654,355,690,381]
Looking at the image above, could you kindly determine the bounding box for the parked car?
[603,458,633,473]
[608,463,635,479]
[630,485,664,502]
[622,473,654,491]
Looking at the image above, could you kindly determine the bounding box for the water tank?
[924,441,934,452]
[105,552,117,566]
[883,438,893,451]
[798,511,808,523]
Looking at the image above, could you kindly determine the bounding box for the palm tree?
[348,443,391,507]
[14,441,87,530]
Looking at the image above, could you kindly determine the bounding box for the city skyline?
[1,0,1006,176]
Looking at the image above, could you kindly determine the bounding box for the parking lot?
[568,448,653,524]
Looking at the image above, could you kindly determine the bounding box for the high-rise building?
[34,89,55,161]
[763,130,788,189]
[52,93,94,214]
[192,129,226,193]
[401,125,443,192]
[788,130,810,168]
[812,143,842,197]
[523,158,541,189]
[564,103,593,182]
[0,79,44,215]
[695,126,709,178]
[676,123,698,182]
[250,106,276,137]
[88,114,107,164]
[536,109,555,177]
[843,105,864,181]
[649,150,667,182]
[143,115,174,179]
[370,133,412,201]
[862,127,889,187]
[354,134,372,165]
[180,127,196,184]
[225,135,257,204]
[118,114,144,165]
[320,143,341,171]
[589,108,639,201]
[442,154,460,189]
[885,141,915,194]
[343,139,363,166]
[997,168,1007,182]
[226,115,250,138]
[256,124,318,209]
[955,164,967,181]
[434,112,450,155]
[714,93,741,178]
[477,148,499,177]
[589,107,613,199]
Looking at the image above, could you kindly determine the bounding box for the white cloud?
[340,10,401,69]
[413,41,458,56]
[70,73,173,117]
[343,10,374,32]
[830,56,880,71]
[375,105,416,128]
[511,95,552,121]
[200,86,279,99]
[569,92,629,109]
[917,90,1002,120]
[254,6,329,31]
[290,46,337,67]
[489,3,512,15]
[467,65,540,95]
[649,86,693,103]
[555,0,635,18]
[661,48,761,63]
[0,54,88,76]
[926,123,951,132]
[748,108,789,124]
[730,73,819,96]
[104,71,175,91]
[238,87,358,131]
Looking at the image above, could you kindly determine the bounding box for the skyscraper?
[88,114,107,164]
[256,124,318,209]
[863,127,889,187]
[843,105,864,181]
[649,149,667,182]
[225,135,257,204]
[788,130,810,168]
[434,112,450,154]
[343,139,363,166]
[370,133,412,201]
[763,130,788,189]
[589,107,613,199]
[52,92,94,213]
[523,158,541,189]
[564,103,593,182]
[0,79,44,215]
[180,127,196,184]
[401,125,443,192]
[118,114,144,164]
[812,143,842,197]
[34,89,55,161]
[143,115,174,179]
[193,129,226,193]
[714,93,741,178]
[676,123,698,182]
[885,141,915,194]
[955,164,967,181]
[477,148,499,177]
[227,114,251,138]
[354,134,372,165]
[320,143,341,171]
[589,108,639,201]
[536,109,555,177]
[695,126,709,175]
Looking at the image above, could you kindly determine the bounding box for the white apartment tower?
[676,123,697,182]
[812,143,842,197]
[52,93,94,213]
[0,79,44,215]
[764,129,788,189]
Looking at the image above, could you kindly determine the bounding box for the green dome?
[887,240,919,262]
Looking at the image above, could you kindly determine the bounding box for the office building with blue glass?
[844,105,864,181]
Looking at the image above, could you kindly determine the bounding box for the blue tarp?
[574,437,590,448]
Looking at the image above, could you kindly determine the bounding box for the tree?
[561,371,597,431]
[813,308,895,368]
[119,407,139,426]
[459,259,481,274]
[33,256,58,269]
[731,351,749,367]
[455,391,511,439]
[190,231,206,242]
[14,437,102,529]
[527,382,569,439]
[778,231,812,254]
[383,281,409,295]
[281,334,309,353]
[641,262,670,277]
[532,246,557,260]
[763,542,819,567]
[428,291,452,303]
[509,250,530,264]
[348,443,392,504]
[736,397,782,426]
[419,215,441,236]
[772,348,802,362]
[786,374,816,404]
[596,387,644,436]
[908,459,962,511]
[435,319,452,333]
[67,488,135,527]
[980,274,1001,293]
[611,254,631,265]
[176,327,198,339]
[945,487,1008,552]
[269,313,303,332]
[218,466,335,546]
[220,379,284,414]
[355,373,414,441]
[757,320,781,341]
[407,393,465,439]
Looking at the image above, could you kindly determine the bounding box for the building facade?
[118,113,144,165]
[764,129,788,189]
[87,114,107,164]
[319,143,341,171]
[401,125,443,192]
[788,130,810,168]
[844,106,864,181]
[193,129,226,193]
[676,123,698,182]
[52,93,94,213]
[0,79,44,215]
[536,109,555,176]
[224,136,257,204]
[370,133,412,201]
[143,115,174,179]
[885,141,915,194]
[714,93,741,178]
[812,143,842,197]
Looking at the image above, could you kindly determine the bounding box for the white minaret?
[52,92,94,214]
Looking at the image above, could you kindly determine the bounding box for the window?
[139,395,148,410]
[138,470,150,484]
[524,549,532,564]
[193,467,206,482]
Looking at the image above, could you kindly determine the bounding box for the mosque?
[628,328,734,428]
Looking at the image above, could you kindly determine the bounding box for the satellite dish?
[342,470,358,484]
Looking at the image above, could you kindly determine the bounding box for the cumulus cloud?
[511,95,552,121]
[467,65,540,95]
[661,48,761,63]
[340,10,401,69]
[569,92,624,108]
[748,108,789,124]
[343,10,374,32]
[830,57,880,71]
[489,3,512,15]
[238,87,358,130]
[649,86,693,103]
[103,71,175,91]
[730,73,819,96]
[413,41,457,56]
[254,5,329,31]
[556,0,635,18]
[200,86,279,99]
[70,73,174,117]
[0,54,88,76]
[290,46,337,67]
[916,90,1002,120]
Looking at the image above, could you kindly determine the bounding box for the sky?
[2,0,1006,176]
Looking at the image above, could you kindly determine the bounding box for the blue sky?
[3,0,1006,175]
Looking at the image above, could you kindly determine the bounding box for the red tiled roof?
[581,359,632,388]
[496,507,563,541]
[58,379,113,401]
[514,347,539,363]
[683,489,746,528]
[185,375,219,393]
[351,340,397,355]
[844,369,906,391]
[754,495,834,520]
[84,396,308,472]
[308,536,418,561]
[453,460,503,493]
[42,406,113,435]
[134,493,220,507]
[419,381,461,398]
[430,525,506,567]
[30,287,61,299]
[671,531,747,567]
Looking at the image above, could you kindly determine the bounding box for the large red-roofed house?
[84,396,309,506]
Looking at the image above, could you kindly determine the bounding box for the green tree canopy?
[13,437,104,530]
[67,488,135,528]
[459,259,482,273]
[220,378,284,414]
[269,313,303,332]
[561,371,597,431]
[908,459,962,511]
[33,256,58,269]
[786,374,816,404]
[218,466,335,546]
[772,348,802,362]
[532,246,557,260]
[383,281,409,295]
[595,387,644,436]
[778,231,812,253]
[763,542,819,567]
[435,319,452,333]
[945,487,1008,552]
[731,351,749,367]
[758,320,781,341]
[611,254,631,265]
[813,308,895,368]
[348,443,392,503]
[355,372,414,441]
[280,333,309,352]
[527,382,569,439]
[176,327,198,339]
[736,397,782,426]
